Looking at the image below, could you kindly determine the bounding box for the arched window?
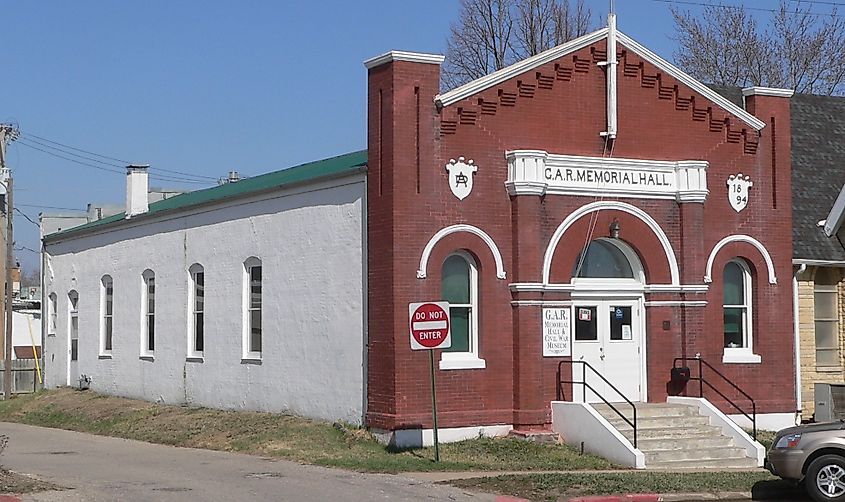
[48,293,57,335]
[723,259,759,362]
[440,251,484,369]
[68,290,79,363]
[243,257,262,359]
[141,270,155,356]
[572,239,635,279]
[100,275,113,355]
[188,264,204,358]
[814,268,840,367]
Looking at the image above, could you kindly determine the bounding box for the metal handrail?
[673,356,757,440]
[557,360,638,448]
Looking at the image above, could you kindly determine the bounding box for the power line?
[14,246,38,254]
[19,135,124,168]
[18,131,220,182]
[22,132,130,164]
[651,0,845,17]
[13,208,38,227]
[16,203,85,211]
[790,0,845,6]
[16,139,124,175]
[16,139,213,185]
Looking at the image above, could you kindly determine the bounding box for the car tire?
[807,454,845,502]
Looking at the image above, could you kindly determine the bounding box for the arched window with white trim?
[188,263,204,358]
[68,290,79,363]
[243,257,262,360]
[100,275,113,356]
[572,239,637,279]
[141,269,155,356]
[723,259,760,363]
[440,251,485,369]
[48,293,58,335]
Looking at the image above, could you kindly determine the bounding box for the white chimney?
[126,164,149,218]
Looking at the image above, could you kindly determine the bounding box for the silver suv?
[768,420,845,501]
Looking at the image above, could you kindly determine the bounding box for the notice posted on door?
[542,308,571,357]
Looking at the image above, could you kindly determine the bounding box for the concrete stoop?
[591,403,759,469]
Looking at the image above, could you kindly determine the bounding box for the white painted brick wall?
[42,174,366,424]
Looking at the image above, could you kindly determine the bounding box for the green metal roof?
[46,150,367,241]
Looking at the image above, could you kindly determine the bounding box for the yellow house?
[794,93,845,420]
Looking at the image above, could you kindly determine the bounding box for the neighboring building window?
[244,257,262,358]
[815,268,840,367]
[142,270,155,355]
[723,259,759,363]
[100,275,113,355]
[189,264,204,357]
[68,290,79,362]
[439,251,484,369]
[48,293,58,334]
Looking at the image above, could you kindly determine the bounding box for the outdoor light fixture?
[610,219,621,239]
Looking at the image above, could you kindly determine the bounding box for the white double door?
[571,299,644,403]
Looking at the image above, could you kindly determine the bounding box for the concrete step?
[620,424,724,441]
[635,435,735,451]
[645,445,748,463]
[585,401,758,469]
[592,403,698,419]
[605,414,712,429]
[646,456,760,470]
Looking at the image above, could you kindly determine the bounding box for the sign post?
[409,301,451,462]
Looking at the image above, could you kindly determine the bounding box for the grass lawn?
[753,428,777,450]
[0,389,615,473]
[449,471,783,501]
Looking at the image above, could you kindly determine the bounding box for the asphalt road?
[0,422,497,502]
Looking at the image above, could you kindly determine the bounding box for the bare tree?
[672,1,845,95]
[443,0,595,89]
[20,265,40,288]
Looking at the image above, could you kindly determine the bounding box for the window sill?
[722,350,761,364]
[98,354,113,360]
[439,356,486,370]
[139,355,154,362]
[817,366,842,373]
[241,358,262,365]
[186,356,204,363]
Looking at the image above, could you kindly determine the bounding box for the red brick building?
[364,25,795,444]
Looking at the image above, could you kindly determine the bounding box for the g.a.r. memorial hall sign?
[505,150,709,203]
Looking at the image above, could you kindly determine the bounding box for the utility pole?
[0,125,17,400]
[4,176,12,400]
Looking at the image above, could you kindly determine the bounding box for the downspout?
[794,263,807,424]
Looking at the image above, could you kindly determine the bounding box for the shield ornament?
[446,157,477,200]
[727,174,753,212]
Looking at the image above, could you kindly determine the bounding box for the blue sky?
[0,0,768,269]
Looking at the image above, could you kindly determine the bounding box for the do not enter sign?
[409,302,452,350]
